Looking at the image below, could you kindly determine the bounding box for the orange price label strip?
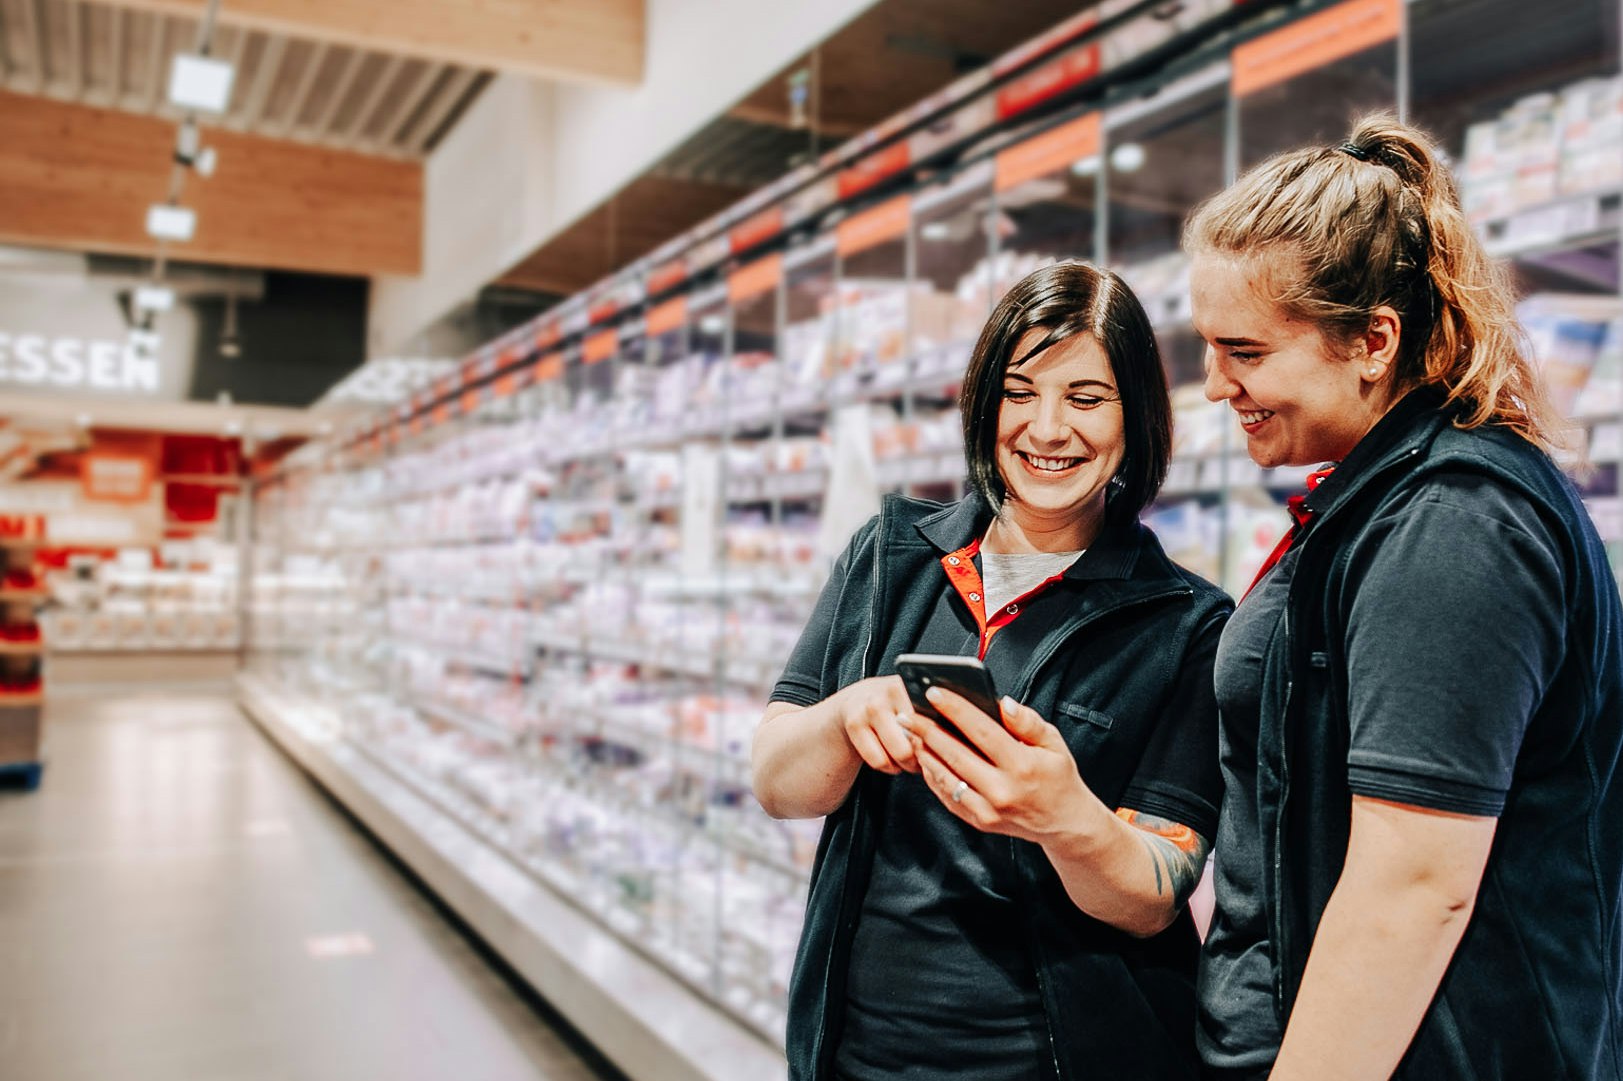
[995,112,1101,192]
[728,254,783,305]
[729,207,785,254]
[837,194,912,258]
[1232,0,1400,98]
[535,353,565,382]
[583,330,618,365]
[837,141,912,201]
[462,388,483,415]
[647,297,688,337]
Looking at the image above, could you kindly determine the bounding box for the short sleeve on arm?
[1120,605,1229,840]
[1344,474,1566,817]
[768,522,871,708]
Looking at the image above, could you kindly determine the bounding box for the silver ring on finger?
[951,779,968,804]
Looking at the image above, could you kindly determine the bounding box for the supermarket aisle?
[0,688,623,1081]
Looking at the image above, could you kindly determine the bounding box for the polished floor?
[0,686,624,1081]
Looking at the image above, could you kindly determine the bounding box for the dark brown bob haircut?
[960,261,1172,526]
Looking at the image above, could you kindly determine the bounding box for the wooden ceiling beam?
[100,0,643,86]
[0,89,422,277]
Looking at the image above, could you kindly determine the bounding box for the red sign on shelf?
[1232,0,1401,97]
[837,141,912,201]
[729,207,785,255]
[995,43,1101,120]
[536,352,565,382]
[647,297,688,338]
[728,254,783,305]
[647,259,686,296]
[837,195,912,258]
[81,452,155,504]
[995,112,1101,192]
[583,330,618,365]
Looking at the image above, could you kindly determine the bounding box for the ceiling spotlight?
[134,285,175,313]
[919,221,953,242]
[1070,156,1102,178]
[127,329,162,357]
[168,53,236,114]
[1109,142,1147,173]
[175,121,219,178]
[146,204,197,242]
[219,291,241,358]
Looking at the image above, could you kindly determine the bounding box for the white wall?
[370,0,881,357]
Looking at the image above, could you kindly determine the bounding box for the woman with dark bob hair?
[1190,115,1623,1080]
[753,261,1232,1081]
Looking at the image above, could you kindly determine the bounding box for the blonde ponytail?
[1186,112,1563,451]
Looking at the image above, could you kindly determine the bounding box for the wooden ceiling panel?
[498,176,750,296]
[0,0,493,158]
[94,0,643,86]
[730,0,1088,136]
[0,89,422,276]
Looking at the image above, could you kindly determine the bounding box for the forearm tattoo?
[1115,808,1212,908]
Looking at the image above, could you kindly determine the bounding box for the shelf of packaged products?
[386,464,551,502]
[723,453,968,506]
[413,698,517,744]
[1479,189,1623,261]
[533,629,786,693]
[390,638,535,681]
[1162,457,1320,497]
[351,735,798,1040]
[237,673,788,1081]
[564,707,756,793]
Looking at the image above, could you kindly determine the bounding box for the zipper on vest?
[812,501,887,1079]
[1013,584,1193,699]
[1016,834,1065,1081]
[1011,581,1192,1080]
[1269,444,1421,1020]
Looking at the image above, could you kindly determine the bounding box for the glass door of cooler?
[781,236,839,415]
[1105,68,1237,588]
[990,111,1103,297]
[912,160,997,386]
[835,197,924,502]
[909,163,998,505]
[1233,0,1401,169]
[1410,0,1622,570]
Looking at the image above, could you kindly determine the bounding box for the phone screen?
[895,654,1001,753]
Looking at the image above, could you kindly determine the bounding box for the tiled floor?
[0,687,625,1081]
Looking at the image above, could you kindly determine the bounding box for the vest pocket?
[1058,703,1114,730]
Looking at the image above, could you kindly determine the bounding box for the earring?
[1367,367,1380,377]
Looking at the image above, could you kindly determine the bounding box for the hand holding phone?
[895,653,1002,754]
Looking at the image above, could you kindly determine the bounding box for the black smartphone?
[895,653,1002,751]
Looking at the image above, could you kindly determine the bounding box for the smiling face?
[993,329,1126,549]
[1190,253,1388,468]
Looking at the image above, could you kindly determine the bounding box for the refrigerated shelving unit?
[240,0,1623,1077]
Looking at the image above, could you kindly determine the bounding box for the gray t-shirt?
[980,549,1082,616]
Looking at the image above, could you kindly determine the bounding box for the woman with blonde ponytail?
[1186,114,1623,1081]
